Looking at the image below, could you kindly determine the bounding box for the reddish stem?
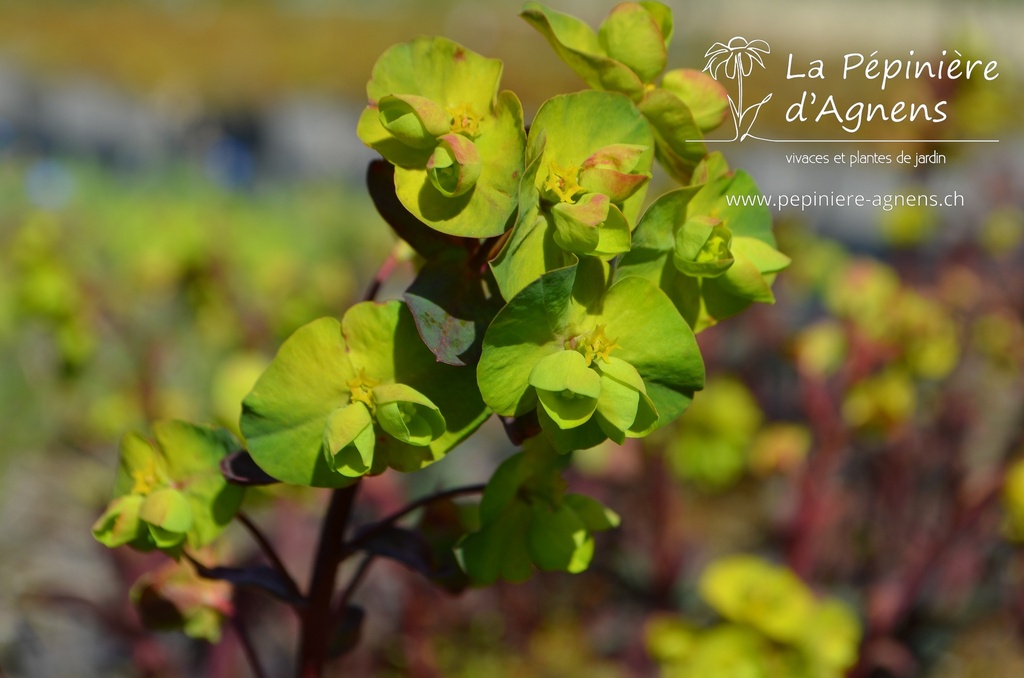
[296,483,360,678]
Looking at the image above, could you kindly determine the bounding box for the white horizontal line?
[692,138,1000,143]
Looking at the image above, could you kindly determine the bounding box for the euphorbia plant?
[91,3,788,675]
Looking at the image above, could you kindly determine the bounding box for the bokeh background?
[1,1,1022,676]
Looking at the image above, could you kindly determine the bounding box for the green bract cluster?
[240,302,488,487]
[478,261,704,454]
[92,421,244,557]
[357,36,526,237]
[492,90,653,299]
[647,556,861,677]
[521,1,729,181]
[93,1,788,591]
[617,153,790,331]
[459,441,620,584]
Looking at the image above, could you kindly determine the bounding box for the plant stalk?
[296,483,360,678]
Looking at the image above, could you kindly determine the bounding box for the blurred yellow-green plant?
[647,555,860,678]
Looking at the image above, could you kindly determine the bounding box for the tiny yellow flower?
[544,160,586,204]
[347,368,380,410]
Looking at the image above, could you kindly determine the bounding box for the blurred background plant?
[0,1,1022,676]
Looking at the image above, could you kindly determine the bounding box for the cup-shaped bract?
[478,260,704,453]
[427,133,482,198]
[593,355,659,443]
[673,216,735,278]
[91,421,244,557]
[522,2,729,182]
[491,91,653,301]
[92,494,148,550]
[529,350,602,429]
[520,1,671,98]
[373,383,447,446]
[458,445,620,584]
[598,2,671,83]
[617,153,790,332]
[241,301,489,487]
[578,143,650,202]
[357,37,525,238]
[377,94,452,149]
[323,401,376,477]
[139,487,195,550]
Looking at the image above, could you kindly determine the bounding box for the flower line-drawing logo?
[703,37,773,141]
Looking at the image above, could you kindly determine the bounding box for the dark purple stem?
[237,511,301,600]
[296,484,360,678]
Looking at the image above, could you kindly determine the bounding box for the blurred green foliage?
[647,555,860,678]
[0,161,391,463]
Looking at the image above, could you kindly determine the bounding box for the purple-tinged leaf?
[358,526,468,594]
[190,561,305,607]
[220,450,280,486]
[404,249,504,366]
[366,160,471,259]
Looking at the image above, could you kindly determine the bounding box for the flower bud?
[428,133,482,197]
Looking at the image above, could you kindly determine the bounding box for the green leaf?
[539,407,609,453]
[95,421,243,554]
[241,316,357,487]
[461,447,615,582]
[478,452,530,524]
[589,276,704,427]
[661,69,730,133]
[732,235,792,273]
[459,500,534,585]
[490,141,575,300]
[112,431,167,497]
[564,493,620,531]
[530,91,653,225]
[491,91,651,299]
[598,2,668,82]
[477,264,576,416]
[404,248,504,367]
[480,262,703,450]
[520,1,645,99]
[594,362,642,442]
[393,90,524,237]
[323,403,375,477]
[636,87,706,183]
[717,248,776,303]
[639,1,673,48]
[527,503,594,573]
